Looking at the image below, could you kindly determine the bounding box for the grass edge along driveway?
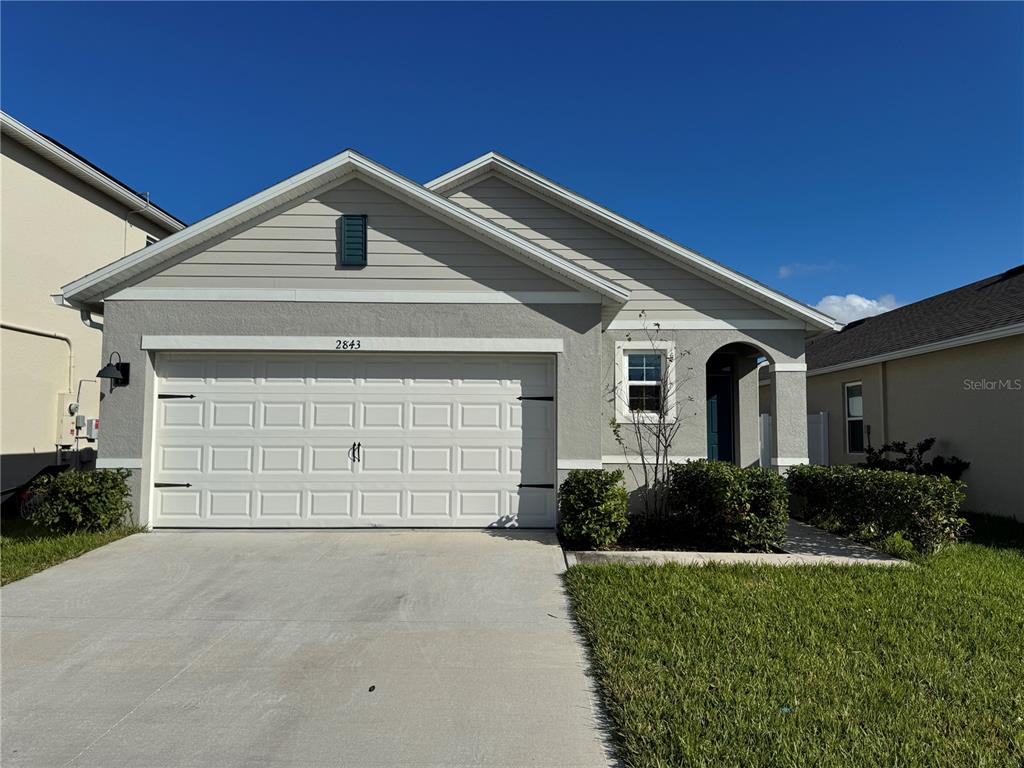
[565,535,1024,767]
[1,518,141,585]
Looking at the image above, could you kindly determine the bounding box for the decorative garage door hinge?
[158,394,196,399]
[517,396,554,401]
[154,482,193,488]
[518,483,555,489]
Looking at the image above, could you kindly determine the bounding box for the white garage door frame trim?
[141,336,564,353]
[140,343,561,529]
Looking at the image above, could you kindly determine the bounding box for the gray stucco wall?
[99,300,602,523]
[599,326,807,471]
[101,300,812,524]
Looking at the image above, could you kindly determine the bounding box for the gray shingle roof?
[806,265,1024,370]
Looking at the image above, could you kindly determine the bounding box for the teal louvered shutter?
[338,215,367,267]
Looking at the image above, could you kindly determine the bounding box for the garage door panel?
[361,402,404,428]
[312,403,355,428]
[152,352,555,528]
[309,491,353,519]
[211,402,255,429]
[410,403,452,429]
[261,402,305,428]
[458,403,502,429]
[208,490,252,519]
[257,491,303,520]
[310,447,353,472]
[410,447,452,473]
[359,490,404,518]
[210,446,253,473]
[409,491,452,519]
[160,400,205,428]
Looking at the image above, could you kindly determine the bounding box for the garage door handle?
[350,442,362,462]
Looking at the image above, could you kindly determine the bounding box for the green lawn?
[0,517,141,585]
[565,518,1024,768]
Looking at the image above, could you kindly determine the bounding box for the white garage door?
[151,353,555,528]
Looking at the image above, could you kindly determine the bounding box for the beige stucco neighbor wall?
[0,138,173,492]
[807,335,1024,520]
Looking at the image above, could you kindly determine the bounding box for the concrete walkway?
[2,530,613,768]
[569,519,905,567]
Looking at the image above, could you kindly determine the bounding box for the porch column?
[735,355,761,467]
[770,364,809,473]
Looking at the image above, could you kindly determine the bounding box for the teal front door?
[706,372,734,462]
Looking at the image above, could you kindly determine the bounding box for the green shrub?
[786,464,967,555]
[665,460,789,552]
[558,469,629,549]
[25,469,133,533]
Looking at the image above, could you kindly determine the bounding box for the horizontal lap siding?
[136,178,568,295]
[448,176,782,321]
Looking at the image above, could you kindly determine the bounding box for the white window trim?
[614,340,676,424]
[844,380,865,454]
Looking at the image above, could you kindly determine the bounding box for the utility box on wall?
[56,393,77,448]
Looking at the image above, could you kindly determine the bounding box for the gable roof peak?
[57,148,629,310]
[428,152,842,332]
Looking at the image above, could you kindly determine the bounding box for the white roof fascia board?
[806,322,1024,377]
[427,153,842,332]
[60,150,629,308]
[1,111,184,233]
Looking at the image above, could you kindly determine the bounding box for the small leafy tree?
[609,311,698,520]
[862,437,970,481]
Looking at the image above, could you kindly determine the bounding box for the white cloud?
[778,261,840,279]
[814,293,900,323]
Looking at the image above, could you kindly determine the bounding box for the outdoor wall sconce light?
[97,351,130,388]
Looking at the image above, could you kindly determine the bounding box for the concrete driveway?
[1,530,612,767]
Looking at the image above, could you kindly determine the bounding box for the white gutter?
[1,111,184,234]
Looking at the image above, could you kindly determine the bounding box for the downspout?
[80,309,103,331]
[123,192,151,256]
[1,322,73,392]
[879,361,888,446]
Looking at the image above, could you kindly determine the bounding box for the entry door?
[150,353,555,528]
[706,372,734,462]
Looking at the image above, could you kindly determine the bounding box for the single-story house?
[802,265,1024,520]
[55,150,840,528]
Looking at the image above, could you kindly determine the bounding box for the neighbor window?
[844,381,864,453]
[627,353,664,413]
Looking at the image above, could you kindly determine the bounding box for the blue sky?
[3,2,1021,321]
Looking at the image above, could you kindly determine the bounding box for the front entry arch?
[705,343,769,466]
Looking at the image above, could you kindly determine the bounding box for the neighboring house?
[55,150,840,529]
[802,265,1024,521]
[0,112,184,498]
